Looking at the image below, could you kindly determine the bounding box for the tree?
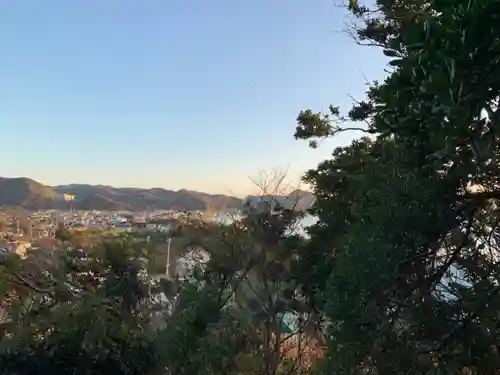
[0,215,8,233]
[16,214,31,237]
[0,236,160,375]
[294,0,500,374]
[154,172,321,375]
[55,223,72,242]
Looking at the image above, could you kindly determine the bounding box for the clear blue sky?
[0,0,387,196]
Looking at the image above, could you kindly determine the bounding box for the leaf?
[383,49,399,57]
[388,59,404,67]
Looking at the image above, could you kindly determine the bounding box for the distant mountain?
[0,177,243,211]
[54,184,243,211]
[0,177,316,212]
[0,177,56,209]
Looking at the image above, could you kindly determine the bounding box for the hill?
[54,184,243,211]
[0,177,315,212]
[0,177,56,209]
[0,177,243,211]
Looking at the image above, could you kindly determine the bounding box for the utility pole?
[165,237,172,279]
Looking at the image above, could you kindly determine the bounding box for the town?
[0,208,224,256]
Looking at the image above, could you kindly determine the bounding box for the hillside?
[54,184,243,211]
[0,177,315,212]
[0,177,56,209]
[0,177,243,211]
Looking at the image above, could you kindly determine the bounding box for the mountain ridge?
[0,177,313,212]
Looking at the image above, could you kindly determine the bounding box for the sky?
[0,0,387,197]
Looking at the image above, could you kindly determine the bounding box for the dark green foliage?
[294,0,500,373]
[55,223,71,242]
[0,202,314,375]
[0,238,159,375]
[154,206,318,375]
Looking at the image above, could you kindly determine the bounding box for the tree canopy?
[0,202,315,375]
[294,0,500,373]
[0,238,158,375]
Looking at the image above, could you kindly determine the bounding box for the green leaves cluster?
[0,237,158,375]
[294,0,500,374]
